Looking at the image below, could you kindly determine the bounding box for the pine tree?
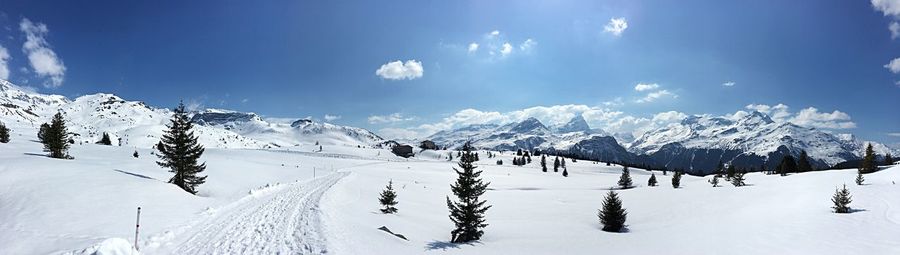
[647,173,657,186]
[779,155,797,176]
[797,150,813,172]
[133,150,139,158]
[725,164,736,181]
[855,169,865,185]
[44,112,70,159]
[562,168,569,177]
[598,190,627,232]
[553,157,560,172]
[97,132,112,145]
[731,171,746,187]
[561,157,566,168]
[0,122,10,143]
[156,103,207,195]
[541,155,547,172]
[831,184,852,214]
[885,153,894,166]
[446,142,491,243]
[709,175,720,187]
[715,161,724,177]
[860,143,877,174]
[672,172,682,188]
[37,123,50,143]
[618,166,633,189]
[379,180,399,214]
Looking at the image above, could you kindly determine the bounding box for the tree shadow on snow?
[113,169,157,181]
[425,240,480,251]
[23,152,47,157]
[848,208,867,213]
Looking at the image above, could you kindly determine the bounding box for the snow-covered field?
[2,126,899,254]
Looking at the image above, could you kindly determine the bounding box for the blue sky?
[0,0,898,144]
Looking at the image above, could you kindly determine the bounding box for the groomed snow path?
[167,171,349,255]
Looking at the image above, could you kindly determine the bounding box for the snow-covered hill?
[191,109,384,147]
[0,79,382,149]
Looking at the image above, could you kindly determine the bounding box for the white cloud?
[467,43,479,53]
[20,18,66,87]
[602,97,625,107]
[745,103,791,122]
[490,30,500,37]
[873,0,900,17]
[891,22,900,39]
[603,17,628,37]
[885,57,900,73]
[790,107,856,129]
[500,43,513,56]
[375,60,424,80]
[652,111,687,123]
[519,38,536,52]
[634,83,659,91]
[746,103,855,129]
[241,98,249,103]
[0,44,10,80]
[722,81,736,87]
[324,114,341,122]
[368,113,415,124]
[888,132,900,137]
[635,90,677,103]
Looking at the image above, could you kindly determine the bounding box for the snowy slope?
[427,116,615,152]
[0,79,383,150]
[191,109,384,147]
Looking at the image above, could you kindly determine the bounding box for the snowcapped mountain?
[629,111,898,174]
[427,115,629,155]
[0,79,382,149]
[426,110,896,174]
[190,109,384,147]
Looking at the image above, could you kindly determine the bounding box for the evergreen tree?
[606,162,611,166]
[885,153,894,166]
[797,150,813,172]
[672,172,682,188]
[37,123,50,143]
[156,103,208,195]
[831,184,852,214]
[379,180,399,214]
[779,155,797,176]
[860,143,877,174]
[97,132,112,145]
[731,171,746,187]
[725,164,736,180]
[133,150,139,158]
[541,155,547,172]
[709,175,720,187]
[647,173,657,186]
[855,169,865,185]
[597,190,627,232]
[553,157,560,172]
[562,168,569,177]
[0,122,10,143]
[496,160,503,165]
[618,166,633,189]
[526,156,532,164]
[561,157,566,168]
[446,142,492,243]
[715,161,725,177]
[44,112,70,159]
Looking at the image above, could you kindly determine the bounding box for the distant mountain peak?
[557,114,591,133]
[509,117,547,133]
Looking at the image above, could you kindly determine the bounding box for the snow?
[64,238,138,255]
[2,126,900,254]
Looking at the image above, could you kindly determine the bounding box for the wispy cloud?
[467,43,479,53]
[885,57,900,73]
[324,114,341,122]
[635,90,677,103]
[722,81,736,87]
[634,83,659,91]
[0,44,10,80]
[20,18,66,87]
[368,113,415,124]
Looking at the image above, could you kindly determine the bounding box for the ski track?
[169,171,349,255]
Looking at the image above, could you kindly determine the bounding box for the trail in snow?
[164,171,349,254]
